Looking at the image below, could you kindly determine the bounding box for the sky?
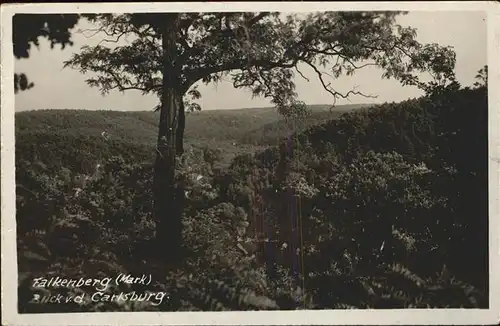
[14,10,487,112]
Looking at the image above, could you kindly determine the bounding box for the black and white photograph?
[2,2,499,325]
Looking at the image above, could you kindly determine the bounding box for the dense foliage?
[16,81,488,311]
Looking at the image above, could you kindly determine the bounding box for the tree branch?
[184,56,300,90]
[78,20,157,47]
[91,67,161,94]
[302,59,377,106]
[295,65,309,82]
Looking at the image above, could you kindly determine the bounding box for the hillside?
[15,103,369,171]
[16,85,489,312]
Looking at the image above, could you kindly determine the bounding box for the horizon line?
[14,102,384,114]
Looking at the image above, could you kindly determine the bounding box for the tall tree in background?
[474,64,488,88]
[13,14,81,93]
[64,11,457,264]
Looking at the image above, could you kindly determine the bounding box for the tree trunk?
[176,100,185,155]
[153,13,183,264]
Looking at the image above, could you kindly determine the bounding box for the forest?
[13,12,489,312]
[16,79,488,311]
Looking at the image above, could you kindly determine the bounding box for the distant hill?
[238,104,368,146]
[14,103,371,172]
[15,103,368,145]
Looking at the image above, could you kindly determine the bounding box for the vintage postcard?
[1,1,499,325]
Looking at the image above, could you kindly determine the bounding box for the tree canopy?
[64,12,457,115]
[13,14,80,93]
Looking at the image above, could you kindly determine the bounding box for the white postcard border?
[2,2,499,325]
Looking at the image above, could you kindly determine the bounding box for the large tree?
[13,14,81,93]
[63,11,456,264]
